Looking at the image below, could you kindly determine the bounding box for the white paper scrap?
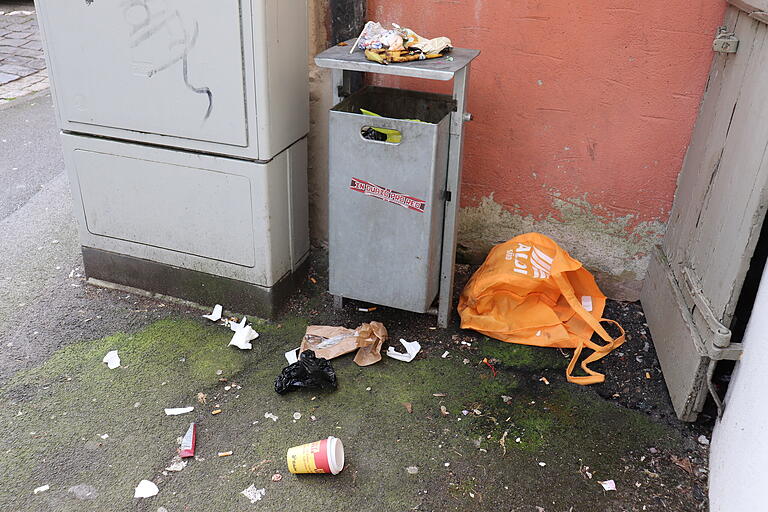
[581,296,593,312]
[33,485,50,494]
[241,485,266,503]
[284,347,300,364]
[102,350,120,369]
[202,304,223,322]
[230,316,247,332]
[386,339,421,362]
[164,407,194,416]
[441,351,449,359]
[134,480,158,498]
[165,456,187,472]
[599,479,616,491]
[229,326,259,350]
[264,412,278,422]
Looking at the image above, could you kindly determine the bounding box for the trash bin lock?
[328,86,455,313]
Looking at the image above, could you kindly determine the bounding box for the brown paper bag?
[299,321,387,367]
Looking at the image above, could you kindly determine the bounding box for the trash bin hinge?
[443,190,452,202]
[680,266,742,419]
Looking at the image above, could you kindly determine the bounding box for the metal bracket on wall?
[713,26,740,53]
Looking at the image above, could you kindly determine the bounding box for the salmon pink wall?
[366,0,727,299]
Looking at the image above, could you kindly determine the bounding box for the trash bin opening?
[360,125,402,144]
[332,85,455,124]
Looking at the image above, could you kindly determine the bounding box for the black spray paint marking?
[123,1,213,120]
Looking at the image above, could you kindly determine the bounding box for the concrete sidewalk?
[0,94,710,511]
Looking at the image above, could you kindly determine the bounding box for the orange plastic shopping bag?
[458,233,624,385]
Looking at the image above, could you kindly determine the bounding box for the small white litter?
[241,485,266,503]
[229,316,247,332]
[164,407,194,416]
[386,339,421,362]
[264,412,278,422]
[406,466,419,474]
[229,326,259,350]
[134,480,158,498]
[293,412,302,420]
[33,485,50,494]
[599,480,616,491]
[202,304,223,322]
[99,434,109,440]
[697,435,710,446]
[165,456,187,472]
[102,351,120,370]
[284,347,301,364]
[441,351,449,358]
[538,462,546,467]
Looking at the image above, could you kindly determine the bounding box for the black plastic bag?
[274,350,337,395]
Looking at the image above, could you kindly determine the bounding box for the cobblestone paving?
[0,3,48,104]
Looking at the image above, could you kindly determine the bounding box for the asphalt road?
[0,92,193,384]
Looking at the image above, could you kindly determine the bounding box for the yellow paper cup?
[286,436,344,475]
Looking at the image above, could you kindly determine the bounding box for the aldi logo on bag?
[349,177,426,213]
[505,243,553,279]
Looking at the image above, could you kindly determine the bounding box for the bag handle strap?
[553,274,626,385]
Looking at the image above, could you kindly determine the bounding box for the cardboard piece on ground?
[299,322,387,366]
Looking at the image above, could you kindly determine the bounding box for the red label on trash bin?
[349,177,426,213]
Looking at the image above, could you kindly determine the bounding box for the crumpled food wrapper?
[354,21,451,56]
[299,321,387,366]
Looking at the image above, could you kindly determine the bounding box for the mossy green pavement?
[2,315,684,511]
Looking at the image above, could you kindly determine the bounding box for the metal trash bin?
[329,86,455,313]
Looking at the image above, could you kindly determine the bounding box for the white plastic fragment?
[134,480,158,498]
[229,326,259,350]
[33,485,50,494]
[165,456,187,472]
[284,347,300,364]
[102,351,121,369]
[697,435,710,446]
[538,462,546,467]
[164,407,194,416]
[441,351,449,358]
[293,412,302,420]
[100,434,109,440]
[241,485,266,503]
[386,339,421,362]
[229,316,247,332]
[264,412,278,422]
[202,304,223,322]
[599,480,616,491]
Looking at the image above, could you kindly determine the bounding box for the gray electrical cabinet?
[35,0,310,314]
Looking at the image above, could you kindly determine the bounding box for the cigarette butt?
[645,372,651,379]
[309,277,317,284]
[218,451,233,457]
[358,307,377,312]
[212,409,222,415]
[337,42,349,46]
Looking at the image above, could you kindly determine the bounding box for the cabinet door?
[642,5,768,421]
[38,0,249,147]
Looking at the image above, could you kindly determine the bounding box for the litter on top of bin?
[352,21,452,65]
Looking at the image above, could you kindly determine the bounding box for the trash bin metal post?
[437,65,471,329]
